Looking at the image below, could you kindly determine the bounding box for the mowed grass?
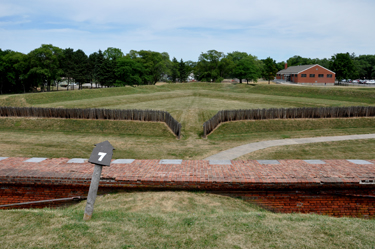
[1,192,375,249]
[238,139,375,160]
[0,83,375,159]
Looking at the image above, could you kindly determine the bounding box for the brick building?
[276,64,335,85]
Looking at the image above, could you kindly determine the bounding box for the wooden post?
[84,140,115,221]
[83,164,102,221]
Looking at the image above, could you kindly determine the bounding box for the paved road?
[204,134,375,160]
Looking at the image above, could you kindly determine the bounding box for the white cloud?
[1,0,375,61]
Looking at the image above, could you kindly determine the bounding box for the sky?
[1,0,375,62]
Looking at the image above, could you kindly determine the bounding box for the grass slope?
[238,139,375,160]
[1,192,374,248]
[0,83,375,159]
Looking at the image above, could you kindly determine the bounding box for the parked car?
[359,79,367,84]
[366,80,375,84]
[352,79,359,83]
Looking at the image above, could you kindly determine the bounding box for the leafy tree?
[184,60,196,81]
[227,52,261,84]
[12,52,29,93]
[262,57,278,84]
[330,53,356,82]
[218,57,234,80]
[227,51,248,62]
[353,54,375,79]
[127,50,170,84]
[240,56,261,84]
[72,49,89,90]
[115,56,145,86]
[287,55,313,66]
[171,57,179,83]
[315,58,331,69]
[27,44,63,91]
[195,50,225,82]
[0,50,29,93]
[103,47,124,61]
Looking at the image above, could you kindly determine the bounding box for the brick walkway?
[1,157,375,186]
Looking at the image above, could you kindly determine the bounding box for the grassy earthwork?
[1,83,375,248]
[1,191,375,248]
[0,82,375,159]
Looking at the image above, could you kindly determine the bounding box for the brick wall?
[216,189,375,218]
[296,65,335,84]
[0,158,374,218]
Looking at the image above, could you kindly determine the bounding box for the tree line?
[0,44,373,94]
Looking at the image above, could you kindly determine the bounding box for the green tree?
[287,55,313,66]
[330,53,356,82]
[127,50,170,84]
[185,60,196,81]
[27,44,63,91]
[61,48,75,90]
[72,49,89,90]
[115,56,145,86]
[0,50,30,93]
[262,57,278,84]
[95,50,105,88]
[179,59,188,82]
[228,52,261,84]
[12,52,29,93]
[171,57,179,83]
[103,47,124,61]
[241,56,261,84]
[98,58,116,87]
[353,54,375,79]
[195,50,225,82]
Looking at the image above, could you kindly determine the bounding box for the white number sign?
[98,152,107,161]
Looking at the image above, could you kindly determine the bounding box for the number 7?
[98,152,107,161]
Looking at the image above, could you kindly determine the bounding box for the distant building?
[276,64,335,85]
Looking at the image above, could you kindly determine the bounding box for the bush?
[216,77,224,83]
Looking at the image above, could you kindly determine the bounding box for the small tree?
[262,57,278,84]
[171,57,179,83]
[179,59,187,82]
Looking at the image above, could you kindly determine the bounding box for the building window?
[301,74,306,77]
[295,74,298,77]
[318,74,324,78]
[310,74,315,77]
[327,74,332,78]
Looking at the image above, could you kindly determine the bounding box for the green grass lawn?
[1,83,375,159]
[1,192,374,248]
